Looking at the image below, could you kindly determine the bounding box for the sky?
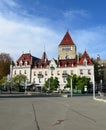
[0,0,106,61]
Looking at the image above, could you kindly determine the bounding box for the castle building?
[10,31,94,90]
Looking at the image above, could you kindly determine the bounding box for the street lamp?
[70,76,73,97]
[93,75,95,99]
[100,63,104,92]
[25,79,27,94]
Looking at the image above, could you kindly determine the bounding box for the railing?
[62,73,67,77]
[38,74,43,78]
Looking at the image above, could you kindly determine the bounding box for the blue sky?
[0,0,106,61]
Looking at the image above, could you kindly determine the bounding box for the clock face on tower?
[62,47,72,51]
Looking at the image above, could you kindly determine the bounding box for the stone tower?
[58,31,76,60]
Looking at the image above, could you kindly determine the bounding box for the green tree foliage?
[0,76,7,91]
[76,76,90,90]
[0,53,12,80]
[45,77,59,91]
[66,74,90,91]
[11,74,27,91]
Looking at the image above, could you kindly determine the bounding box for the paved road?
[0,96,106,130]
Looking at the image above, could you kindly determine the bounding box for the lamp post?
[25,79,27,94]
[93,74,95,99]
[70,76,73,97]
[100,63,104,92]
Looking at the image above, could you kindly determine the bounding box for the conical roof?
[59,31,75,45]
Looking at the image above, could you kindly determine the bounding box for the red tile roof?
[33,52,49,68]
[59,31,75,46]
[79,51,93,65]
[17,53,39,66]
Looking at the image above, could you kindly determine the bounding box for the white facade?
[10,31,94,90]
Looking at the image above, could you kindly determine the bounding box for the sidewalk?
[94,93,106,102]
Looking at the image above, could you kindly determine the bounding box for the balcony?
[50,66,55,70]
[38,74,43,78]
[62,73,67,77]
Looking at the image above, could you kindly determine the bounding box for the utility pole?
[70,77,73,97]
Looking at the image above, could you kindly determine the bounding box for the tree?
[44,77,59,91]
[66,74,78,89]
[11,74,27,92]
[0,53,13,80]
[76,76,90,91]
[0,76,7,92]
[66,74,90,92]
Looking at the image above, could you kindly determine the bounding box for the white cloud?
[0,0,18,8]
[0,16,60,61]
[0,14,106,61]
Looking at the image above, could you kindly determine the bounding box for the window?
[39,78,41,83]
[63,70,67,74]
[70,46,72,51]
[20,60,23,66]
[88,69,91,75]
[65,55,69,59]
[57,70,60,75]
[19,70,21,74]
[34,72,36,76]
[63,77,66,83]
[25,61,27,66]
[14,70,16,75]
[45,71,47,76]
[39,71,42,74]
[83,58,87,66]
[33,78,35,83]
[24,70,26,74]
[71,70,73,75]
[51,70,54,75]
[80,69,83,75]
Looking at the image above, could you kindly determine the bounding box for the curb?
[94,97,106,103]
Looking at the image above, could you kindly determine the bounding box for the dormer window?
[20,60,23,66]
[50,64,55,70]
[72,63,74,67]
[25,61,27,66]
[15,62,18,66]
[58,64,60,68]
[83,58,87,66]
[65,63,67,67]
